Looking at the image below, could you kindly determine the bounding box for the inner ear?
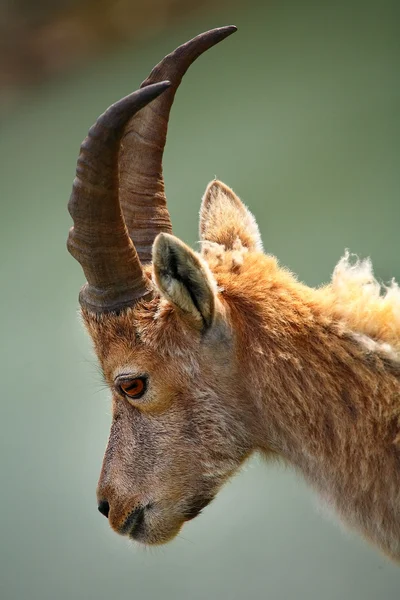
[152,233,217,329]
[200,179,263,252]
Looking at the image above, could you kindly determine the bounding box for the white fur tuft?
[318,251,400,353]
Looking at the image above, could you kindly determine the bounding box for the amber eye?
[119,377,147,399]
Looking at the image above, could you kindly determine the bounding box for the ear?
[200,180,263,252]
[152,233,217,329]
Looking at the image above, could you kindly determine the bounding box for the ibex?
[67,26,400,560]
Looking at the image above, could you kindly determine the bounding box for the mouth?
[121,505,146,537]
[121,495,214,544]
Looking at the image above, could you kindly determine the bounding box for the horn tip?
[214,25,237,38]
[138,80,172,103]
[224,25,237,33]
[154,80,172,90]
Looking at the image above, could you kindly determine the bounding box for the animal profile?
[67,26,400,561]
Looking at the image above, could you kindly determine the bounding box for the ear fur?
[200,180,263,252]
[152,233,217,329]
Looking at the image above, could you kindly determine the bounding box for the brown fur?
[83,180,400,559]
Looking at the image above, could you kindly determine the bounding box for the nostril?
[98,500,110,518]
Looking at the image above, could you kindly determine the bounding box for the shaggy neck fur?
[215,249,400,560]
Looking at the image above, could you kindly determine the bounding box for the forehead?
[82,298,201,375]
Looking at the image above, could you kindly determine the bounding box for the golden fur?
[83,180,400,559]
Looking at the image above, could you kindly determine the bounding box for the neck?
[223,252,400,559]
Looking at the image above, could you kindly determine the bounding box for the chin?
[128,515,184,546]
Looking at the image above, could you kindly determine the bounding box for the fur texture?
[317,251,400,353]
[83,179,400,559]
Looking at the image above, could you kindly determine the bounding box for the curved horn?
[119,25,237,263]
[67,82,171,314]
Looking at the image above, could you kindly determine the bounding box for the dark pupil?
[125,380,142,394]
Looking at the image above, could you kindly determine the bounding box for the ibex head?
[68,24,400,560]
[68,27,265,545]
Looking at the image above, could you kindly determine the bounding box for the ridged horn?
[67,82,171,314]
[119,25,237,264]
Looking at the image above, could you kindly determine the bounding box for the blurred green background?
[1,0,400,599]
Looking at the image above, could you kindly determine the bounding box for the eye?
[118,377,147,400]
